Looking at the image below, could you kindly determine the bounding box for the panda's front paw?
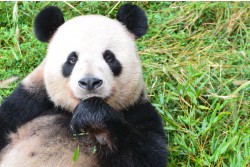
[70,97,123,146]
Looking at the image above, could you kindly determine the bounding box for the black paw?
[70,97,123,145]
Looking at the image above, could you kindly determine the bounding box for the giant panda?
[0,4,167,167]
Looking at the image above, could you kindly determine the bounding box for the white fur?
[44,15,144,111]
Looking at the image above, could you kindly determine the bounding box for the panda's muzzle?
[78,77,103,91]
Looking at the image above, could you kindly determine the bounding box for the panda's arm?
[100,101,167,167]
[71,98,167,167]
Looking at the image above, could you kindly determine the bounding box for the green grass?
[0,2,249,166]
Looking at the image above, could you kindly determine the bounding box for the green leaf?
[198,105,210,110]
[72,145,80,162]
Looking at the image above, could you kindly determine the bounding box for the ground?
[0,2,249,167]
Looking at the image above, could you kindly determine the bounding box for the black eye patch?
[62,52,78,77]
[103,50,122,77]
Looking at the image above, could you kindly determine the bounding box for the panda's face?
[44,15,144,111]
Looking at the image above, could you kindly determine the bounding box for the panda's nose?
[78,77,103,90]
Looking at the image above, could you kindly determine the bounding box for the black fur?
[0,84,54,150]
[62,52,78,77]
[71,97,124,135]
[103,50,122,77]
[71,97,167,167]
[34,6,64,42]
[117,4,148,38]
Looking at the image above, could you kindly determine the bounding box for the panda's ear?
[116,4,148,38]
[34,6,65,42]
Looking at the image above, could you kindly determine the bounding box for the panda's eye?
[67,52,78,65]
[103,50,115,63]
[103,50,122,76]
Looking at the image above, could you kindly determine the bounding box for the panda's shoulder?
[122,99,164,135]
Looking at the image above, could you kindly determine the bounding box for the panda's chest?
[0,114,98,167]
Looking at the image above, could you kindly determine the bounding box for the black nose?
[78,78,103,90]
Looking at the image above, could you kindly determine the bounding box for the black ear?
[116,4,148,38]
[34,6,65,42]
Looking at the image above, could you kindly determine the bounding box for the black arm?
[71,97,168,167]
[0,84,53,150]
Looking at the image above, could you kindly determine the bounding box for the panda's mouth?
[79,94,109,101]
[80,94,101,100]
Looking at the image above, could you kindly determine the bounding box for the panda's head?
[34,4,148,111]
